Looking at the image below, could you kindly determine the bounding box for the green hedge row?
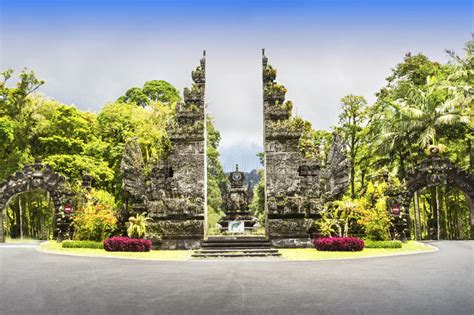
[62,240,104,249]
[364,240,402,248]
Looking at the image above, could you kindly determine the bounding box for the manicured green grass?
[364,240,402,248]
[40,241,193,261]
[62,240,104,249]
[280,241,435,260]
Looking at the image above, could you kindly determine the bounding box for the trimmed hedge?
[62,240,104,249]
[103,236,152,252]
[365,240,402,249]
[314,237,365,252]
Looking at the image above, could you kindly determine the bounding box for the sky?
[0,0,472,171]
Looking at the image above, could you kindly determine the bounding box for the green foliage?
[118,80,180,107]
[126,212,151,238]
[249,169,265,224]
[364,240,402,248]
[72,189,118,241]
[356,181,394,240]
[96,100,174,195]
[299,129,333,162]
[62,240,104,249]
[43,155,114,189]
[206,115,227,233]
[337,94,368,198]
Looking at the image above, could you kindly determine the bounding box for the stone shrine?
[219,165,257,233]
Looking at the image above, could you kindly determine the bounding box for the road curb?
[36,242,438,263]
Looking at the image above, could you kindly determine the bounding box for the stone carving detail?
[323,134,351,201]
[0,159,76,242]
[121,138,147,212]
[219,165,257,232]
[121,52,207,249]
[388,154,474,240]
[263,50,350,241]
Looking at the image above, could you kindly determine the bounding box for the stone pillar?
[148,52,207,249]
[262,51,312,248]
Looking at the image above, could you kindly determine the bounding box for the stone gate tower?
[262,50,349,247]
[153,51,207,249]
[121,52,207,249]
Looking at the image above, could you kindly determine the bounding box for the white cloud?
[1,16,469,171]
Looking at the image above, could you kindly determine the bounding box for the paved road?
[0,241,472,315]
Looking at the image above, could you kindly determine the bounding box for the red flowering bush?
[314,237,365,252]
[103,236,152,252]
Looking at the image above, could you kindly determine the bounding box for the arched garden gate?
[0,159,81,242]
[388,153,474,241]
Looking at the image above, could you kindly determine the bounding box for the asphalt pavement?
[0,241,472,315]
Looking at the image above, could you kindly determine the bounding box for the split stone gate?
[2,52,472,246]
[121,51,351,249]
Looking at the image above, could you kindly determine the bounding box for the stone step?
[205,236,268,242]
[202,242,272,248]
[194,248,278,254]
[192,252,282,258]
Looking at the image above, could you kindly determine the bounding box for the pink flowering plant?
[314,237,365,252]
[103,236,152,252]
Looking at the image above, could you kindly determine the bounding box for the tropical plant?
[126,212,152,238]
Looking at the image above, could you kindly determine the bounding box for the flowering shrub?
[103,236,152,252]
[314,237,365,252]
[72,189,117,241]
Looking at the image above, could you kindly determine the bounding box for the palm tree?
[398,74,471,149]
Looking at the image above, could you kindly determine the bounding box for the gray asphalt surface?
[0,241,472,315]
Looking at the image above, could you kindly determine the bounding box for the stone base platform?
[270,238,313,248]
[154,239,202,250]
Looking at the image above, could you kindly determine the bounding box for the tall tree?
[337,95,368,198]
[118,80,180,107]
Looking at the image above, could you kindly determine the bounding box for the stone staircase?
[192,236,281,258]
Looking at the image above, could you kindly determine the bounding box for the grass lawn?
[38,240,435,261]
[39,241,193,261]
[279,241,436,260]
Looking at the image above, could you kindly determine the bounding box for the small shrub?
[62,240,104,249]
[314,237,365,252]
[365,240,402,249]
[127,212,151,238]
[103,236,152,252]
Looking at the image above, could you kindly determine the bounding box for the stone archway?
[390,154,474,240]
[0,159,76,242]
